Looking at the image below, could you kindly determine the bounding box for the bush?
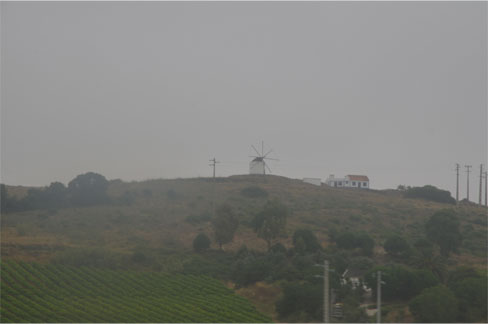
[276,282,322,322]
[425,209,461,257]
[193,233,211,253]
[335,231,374,256]
[384,235,411,259]
[364,265,439,301]
[232,255,274,287]
[404,185,456,204]
[185,211,212,224]
[293,229,321,254]
[409,285,459,322]
[450,273,488,322]
[240,186,268,198]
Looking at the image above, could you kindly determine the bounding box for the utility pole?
[479,164,483,205]
[324,260,329,324]
[209,158,219,217]
[455,163,460,204]
[465,165,472,201]
[209,158,219,180]
[376,271,381,324]
[484,171,488,207]
[314,260,332,323]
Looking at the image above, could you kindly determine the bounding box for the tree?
[384,235,411,259]
[44,182,68,208]
[293,229,321,254]
[404,185,456,204]
[425,209,461,257]
[193,233,211,253]
[451,277,487,322]
[276,282,322,322]
[1,184,7,212]
[253,200,288,250]
[410,245,447,282]
[68,172,109,206]
[335,231,375,256]
[365,265,439,301]
[409,285,459,322]
[212,204,239,249]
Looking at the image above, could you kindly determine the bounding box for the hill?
[2,174,486,267]
[1,174,487,322]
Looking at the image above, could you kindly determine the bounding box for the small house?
[326,174,369,189]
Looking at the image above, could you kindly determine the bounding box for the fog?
[1,2,486,200]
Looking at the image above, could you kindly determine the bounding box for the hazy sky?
[1,2,487,200]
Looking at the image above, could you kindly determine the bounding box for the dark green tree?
[44,182,68,208]
[68,172,109,206]
[276,282,322,322]
[293,229,321,254]
[410,245,447,282]
[404,185,456,204]
[384,235,411,259]
[193,233,211,253]
[365,265,439,301]
[335,231,374,256]
[425,209,461,257]
[253,200,288,250]
[451,276,487,322]
[212,204,239,249]
[0,184,7,212]
[409,285,459,322]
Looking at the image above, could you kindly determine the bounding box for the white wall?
[249,161,265,175]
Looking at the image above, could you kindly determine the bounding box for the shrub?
[292,229,321,254]
[276,283,322,322]
[193,233,211,253]
[425,209,461,257]
[335,231,374,256]
[364,265,439,301]
[404,185,456,204]
[409,285,459,322]
[185,211,212,224]
[240,186,268,198]
[384,235,411,259]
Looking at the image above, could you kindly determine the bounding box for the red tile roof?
[346,175,369,181]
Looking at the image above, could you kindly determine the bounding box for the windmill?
[249,141,278,175]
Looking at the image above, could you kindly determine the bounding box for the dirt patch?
[235,281,282,322]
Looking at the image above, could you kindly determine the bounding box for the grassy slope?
[1,174,487,268]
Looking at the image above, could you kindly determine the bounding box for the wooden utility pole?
[209,158,219,217]
[377,271,382,324]
[465,165,472,201]
[484,171,488,207]
[209,158,219,180]
[324,260,329,324]
[455,163,460,204]
[479,164,483,205]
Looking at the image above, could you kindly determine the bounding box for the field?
[0,260,271,323]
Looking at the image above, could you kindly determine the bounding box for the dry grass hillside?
[1,175,486,269]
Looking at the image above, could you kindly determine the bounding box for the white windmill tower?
[249,141,278,175]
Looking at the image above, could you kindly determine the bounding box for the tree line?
[1,172,110,212]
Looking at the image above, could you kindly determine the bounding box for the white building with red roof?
[326,174,369,189]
